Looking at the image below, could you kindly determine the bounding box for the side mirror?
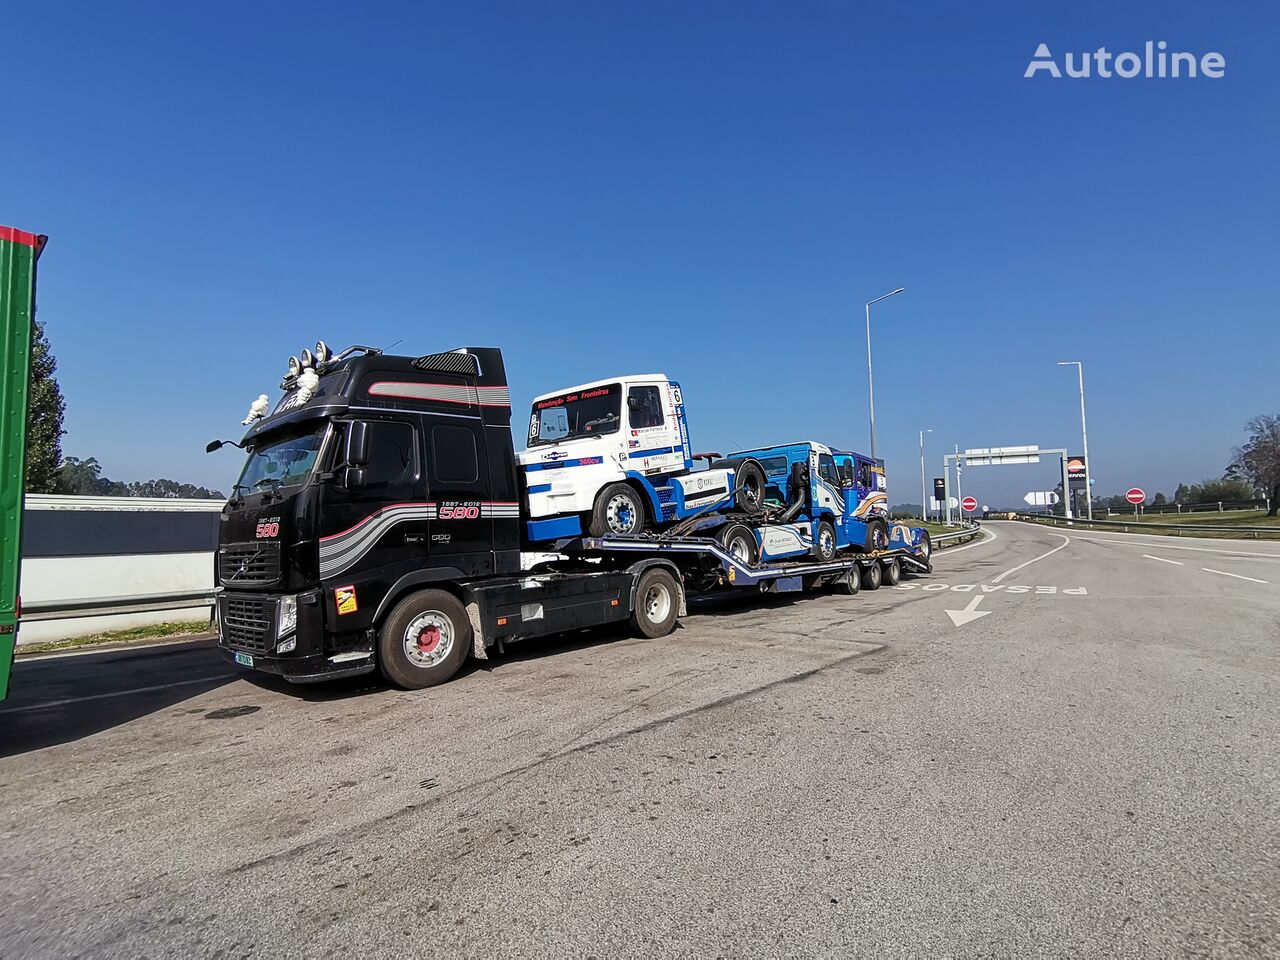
[341,466,367,490]
[345,421,370,466]
[205,440,224,453]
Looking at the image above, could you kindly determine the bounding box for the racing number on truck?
[438,502,481,520]
[255,518,281,538]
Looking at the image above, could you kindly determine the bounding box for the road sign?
[1067,455,1086,477]
[1125,488,1146,505]
[964,445,1041,466]
[1023,491,1060,506]
[933,477,946,502]
[961,496,978,512]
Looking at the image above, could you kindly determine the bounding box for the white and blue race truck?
[518,375,766,540]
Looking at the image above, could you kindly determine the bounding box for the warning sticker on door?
[335,585,358,615]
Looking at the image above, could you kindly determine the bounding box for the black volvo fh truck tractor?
[207,344,685,690]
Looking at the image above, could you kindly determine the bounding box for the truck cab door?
[318,419,425,585]
[624,382,684,478]
[836,455,859,521]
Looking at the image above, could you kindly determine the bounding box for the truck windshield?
[236,429,325,495]
[528,383,621,445]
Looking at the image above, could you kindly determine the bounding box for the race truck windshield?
[528,383,621,445]
[236,429,325,496]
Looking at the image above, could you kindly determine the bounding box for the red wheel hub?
[417,624,442,654]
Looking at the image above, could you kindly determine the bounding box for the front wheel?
[717,523,758,567]
[631,568,680,639]
[378,589,471,690]
[815,520,838,562]
[863,519,889,553]
[589,483,647,537]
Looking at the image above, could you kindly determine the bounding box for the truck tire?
[734,461,767,515]
[589,483,646,537]
[863,518,889,553]
[883,558,902,586]
[630,568,680,639]
[917,530,932,562]
[378,589,471,690]
[861,561,883,591]
[832,569,861,595]
[815,520,838,562]
[717,523,758,567]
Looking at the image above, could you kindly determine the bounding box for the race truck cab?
[518,375,764,541]
[718,440,922,563]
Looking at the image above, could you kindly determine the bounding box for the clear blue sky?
[6,1,1277,507]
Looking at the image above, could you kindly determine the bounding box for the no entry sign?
[1125,488,1146,505]
[961,496,978,512]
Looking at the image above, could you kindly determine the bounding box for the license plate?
[233,651,254,667]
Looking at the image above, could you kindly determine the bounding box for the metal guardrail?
[1016,513,1280,539]
[932,522,984,548]
[21,590,216,623]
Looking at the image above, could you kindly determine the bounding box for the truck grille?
[220,595,274,653]
[656,487,676,504]
[219,542,282,585]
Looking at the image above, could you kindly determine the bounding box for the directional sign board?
[961,496,978,512]
[1126,487,1146,505]
[1023,491,1060,506]
[963,445,1041,466]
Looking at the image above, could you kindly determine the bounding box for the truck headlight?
[277,594,299,640]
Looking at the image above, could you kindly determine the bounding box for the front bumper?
[217,646,375,683]
[217,589,374,684]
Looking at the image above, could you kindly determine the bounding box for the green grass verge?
[1026,510,1280,539]
[17,619,212,656]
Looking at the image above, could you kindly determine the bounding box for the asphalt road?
[1,521,1276,957]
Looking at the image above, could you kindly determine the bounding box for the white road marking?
[1201,568,1269,585]
[1072,534,1280,561]
[944,594,991,627]
[0,674,236,716]
[991,532,1071,584]
[937,526,998,555]
[1142,554,1183,565]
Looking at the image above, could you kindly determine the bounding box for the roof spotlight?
[288,356,301,377]
[315,340,331,363]
[300,348,314,367]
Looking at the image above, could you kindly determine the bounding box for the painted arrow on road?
[945,594,992,627]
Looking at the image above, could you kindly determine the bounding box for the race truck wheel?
[815,520,838,562]
[378,589,471,690]
[832,569,861,595]
[863,518,889,553]
[917,530,933,562]
[883,558,902,586]
[733,461,767,515]
[717,523,759,567]
[589,483,647,537]
[861,560,883,591]
[630,568,680,639]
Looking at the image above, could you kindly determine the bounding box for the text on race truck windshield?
[528,382,621,445]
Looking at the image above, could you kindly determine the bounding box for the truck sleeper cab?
[212,345,685,691]
[518,375,764,541]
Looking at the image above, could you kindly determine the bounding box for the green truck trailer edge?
[0,226,46,700]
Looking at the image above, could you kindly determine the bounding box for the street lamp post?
[919,428,933,522]
[864,287,904,459]
[1058,361,1093,520]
